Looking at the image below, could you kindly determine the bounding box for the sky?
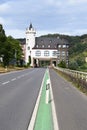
[0,0,87,38]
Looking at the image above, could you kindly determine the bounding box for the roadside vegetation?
[54,68,87,95]
[0,24,24,70]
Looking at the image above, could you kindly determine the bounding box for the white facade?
[25,24,36,66]
[32,49,58,66]
[25,24,69,67]
[32,49,57,59]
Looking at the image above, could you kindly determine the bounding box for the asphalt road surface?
[0,68,45,130]
[49,68,87,130]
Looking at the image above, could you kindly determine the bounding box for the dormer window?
[48,45,50,48]
[41,40,44,43]
[50,40,52,43]
[42,45,44,48]
[63,44,66,48]
[36,45,38,48]
[58,45,61,48]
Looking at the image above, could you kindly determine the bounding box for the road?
[1,68,87,130]
[0,68,45,130]
[49,68,87,130]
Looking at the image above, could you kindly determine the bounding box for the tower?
[25,23,36,66]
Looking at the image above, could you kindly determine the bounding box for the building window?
[42,45,44,48]
[62,44,66,48]
[28,46,30,50]
[41,40,44,43]
[44,51,49,56]
[50,40,52,43]
[35,51,41,56]
[67,51,68,56]
[62,51,65,56]
[57,51,60,56]
[58,45,61,48]
[52,51,57,56]
[48,45,50,48]
[36,45,38,48]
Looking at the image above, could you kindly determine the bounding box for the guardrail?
[54,67,87,82]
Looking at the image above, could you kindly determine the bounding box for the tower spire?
[29,23,33,30]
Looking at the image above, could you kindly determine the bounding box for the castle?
[23,23,69,67]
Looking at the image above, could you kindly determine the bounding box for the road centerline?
[2,81,10,85]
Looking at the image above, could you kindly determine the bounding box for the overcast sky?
[0,0,87,38]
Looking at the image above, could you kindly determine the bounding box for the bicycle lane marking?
[34,69,53,130]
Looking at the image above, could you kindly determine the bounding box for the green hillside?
[68,35,87,71]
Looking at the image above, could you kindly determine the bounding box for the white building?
[25,23,36,66]
[25,23,69,67]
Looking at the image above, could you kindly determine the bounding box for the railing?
[54,67,87,82]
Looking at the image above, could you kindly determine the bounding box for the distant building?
[23,23,69,67]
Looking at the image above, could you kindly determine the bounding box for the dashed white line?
[2,81,10,85]
[11,78,16,81]
[1,73,29,86]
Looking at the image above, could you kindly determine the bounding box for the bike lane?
[34,69,53,130]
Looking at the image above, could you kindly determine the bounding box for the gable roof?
[33,37,69,49]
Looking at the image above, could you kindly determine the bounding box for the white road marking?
[11,78,16,81]
[2,81,10,85]
[28,70,45,130]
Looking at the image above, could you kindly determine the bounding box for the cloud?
[0,17,5,24]
[5,29,25,38]
[71,29,87,36]
[68,0,87,5]
[44,0,62,6]
[0,0,87,38]
[0,2,10,13]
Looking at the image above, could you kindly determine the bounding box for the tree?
[0,24,23,66]
[0,24,7,56]
[58,60,66,68]
[69,60,78,70]
[6,36,23,66]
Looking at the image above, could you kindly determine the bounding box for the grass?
[0,66,27,73]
